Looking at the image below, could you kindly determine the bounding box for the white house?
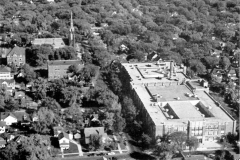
[0,121,6,133]
[0,66,13,80]
[0,113,18,125]
[58,132,70,150]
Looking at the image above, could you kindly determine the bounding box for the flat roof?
[147,85,198,102]
[167,101,202,119]
[122,62,188,84]
[48,60,82,66]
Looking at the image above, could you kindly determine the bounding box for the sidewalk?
[70,139,83,156]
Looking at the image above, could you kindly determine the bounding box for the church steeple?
[69,11,75,47]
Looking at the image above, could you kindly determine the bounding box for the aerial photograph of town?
[0,0,239,160]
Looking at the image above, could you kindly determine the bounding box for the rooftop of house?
[122,62,187,85]
[0,79,15,84]
[58,132,69,140]
[131,83,234,126]
[0,112,17,120]
[48,60,83,66]
[84,127,104,138]
[0,137,6,145]
[0,121,6,126]
[0,111,30,121]
[0,66,11,73]
[32,38,65,49]
[7,46,25,57]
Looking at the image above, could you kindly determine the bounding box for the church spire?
[69,11,75,47]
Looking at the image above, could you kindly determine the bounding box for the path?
[113,135,122,154]
[70,139,83,156]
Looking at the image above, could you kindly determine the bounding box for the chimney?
[170,60,174,78]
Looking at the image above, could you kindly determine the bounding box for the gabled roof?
[0,112,17,120]
[0,137,6,145]
[0,121,6,126]
[0,48,11,58]
[58,132,69,140]
[13,111,30,122]
[84,127,104,138]
[0,66,11,72]
[0,79,15,84]
[7,46,25,57]
[32,38,65,49]
[48,60,83,66]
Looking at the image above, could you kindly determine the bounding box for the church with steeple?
[69,11,75,47]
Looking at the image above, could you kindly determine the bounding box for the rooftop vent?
[177,97,180,100]
[169,115,174,119]
[201,114,205,117]
[207,105,212,110]
[165,109,169,112]
[196,107,199,111]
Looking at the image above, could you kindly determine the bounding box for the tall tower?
[69,11,75,47]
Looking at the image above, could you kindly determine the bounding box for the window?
[198,139,202,143]
[214,131,218,135]
[208,131,213,135]
[221,130,225,135]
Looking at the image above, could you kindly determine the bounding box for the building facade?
[121,61,236,149]
[47,60,83,80]
[0,66,13,79]
[7,46,25,67]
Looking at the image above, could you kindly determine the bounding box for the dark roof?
[7,46,25,57]
[0,121,6,126]
[13,111,30,121]
[58,132,69,140]
[14,91,25,98]
[0,66,11,72]
[48,60,82,66]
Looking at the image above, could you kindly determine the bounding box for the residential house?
[13,111,30,125]
[0,112,17,125]
[0,66,13,79]
[14,135,27,143]
[84,127,105,144]
[53,126,64,137]
[47,60,83,80]
[7,134,15,142]
[0,121,6,133]
[30,113,38,122]
[0,47,11,64]
[0,137,6,148]
[74,132,81,139]
[14,91,25,100]
[32,38,66,49]
[7,46,25,67]
[228,69,238,81]
[58,132,70,150]
[0,79,15,95]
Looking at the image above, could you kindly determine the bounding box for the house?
[14,91,25,100]
[0,112,17,125]
[14,135,27,143]
[7,46,25,67]
[58,132,70,150]
[47,60,83,80]
[84,127,105,144]
[32,38,66,49]
[0,66,13,79]
[7,134,15,142]
[53,126,64,137]
[30,113,38,122]
[74,132,81,139]
[0,137,6,148]
[0,47,11,63]
[0,121,6,133]
[0,79,15,95]
[13,111,30,125]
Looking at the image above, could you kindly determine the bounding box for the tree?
[188,59,206,75]
[155,142,176,160]
[21,64,36,83]
[219,56,231,70]
[203,56,219,70]
[113,111,125,133]
[186,136,199,154]
[215,150,234,160]
[141,133,152,149]
[0,134,58,160]
[89,134,103,151]
[121,96,137,122]
[169,131,188,152]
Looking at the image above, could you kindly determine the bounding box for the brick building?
[121,61,236,150]
[7,46,25,67]
[47,60,83,80]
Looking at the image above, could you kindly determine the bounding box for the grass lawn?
[64,142,79,154]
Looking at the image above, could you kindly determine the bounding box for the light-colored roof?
[32,38,65,49]
[167,101,202,119]
[84,127,104,138]
[122,62,187,85]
